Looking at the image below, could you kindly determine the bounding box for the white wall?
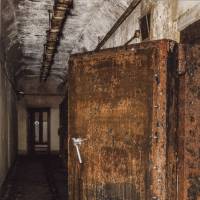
[177,0,200,17]
[50,108,60,152]
[103,3,141,49]
[177,2,200,31]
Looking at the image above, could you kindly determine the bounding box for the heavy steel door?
[68,40,178,200]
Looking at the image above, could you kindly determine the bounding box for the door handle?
[72,138,87,164]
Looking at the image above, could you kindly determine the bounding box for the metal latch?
[72,138,87,164]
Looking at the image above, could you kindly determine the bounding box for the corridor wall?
[0,62,18,187]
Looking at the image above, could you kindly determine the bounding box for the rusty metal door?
[178,44,200,200]
[68,40,178,200]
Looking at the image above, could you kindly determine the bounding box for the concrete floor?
[0,155,67,200]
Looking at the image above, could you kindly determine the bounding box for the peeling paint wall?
[15,0,133,86]
[103,3,141,49]
[177,0,200,17]
[102,0,200,49]
[4,0,200,86]
[148,0,178,41]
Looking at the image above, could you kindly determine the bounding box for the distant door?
[28,108,50,154]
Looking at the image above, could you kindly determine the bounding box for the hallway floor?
[0,155,67,200]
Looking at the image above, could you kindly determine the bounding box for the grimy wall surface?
[0,0,18,187]
[68,40,178,200]
[102,0,200,49]
[0,63,18,187]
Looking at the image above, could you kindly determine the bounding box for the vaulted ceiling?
[15,0,132,86]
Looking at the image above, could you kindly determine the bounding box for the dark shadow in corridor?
[0,155,67,200]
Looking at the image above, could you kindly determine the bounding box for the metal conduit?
[40,0,73,81]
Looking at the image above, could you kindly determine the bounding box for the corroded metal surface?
[150,41,178,200]
[180,20,200,44]
[68,40,179,200]
[178,44,200,200]
[166,42,179,200]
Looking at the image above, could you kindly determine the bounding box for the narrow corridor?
[0,156,67,200]
[1,0,200,199]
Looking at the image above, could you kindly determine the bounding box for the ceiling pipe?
[40,0,73,82]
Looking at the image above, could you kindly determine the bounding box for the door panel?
[178,44,200,200]
[42,112,48,143]
[28,108,50,154]
[68,40,178,200]
[34,112,40,143]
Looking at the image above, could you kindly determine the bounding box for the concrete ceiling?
[15,0,133,86]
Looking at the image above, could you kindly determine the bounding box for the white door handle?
[72,138,87,164]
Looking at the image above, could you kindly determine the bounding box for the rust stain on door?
[178,44,200,200]
[68,40,179,200]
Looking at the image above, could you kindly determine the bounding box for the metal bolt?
[153,166,158,170]
[157,178,162,182]
[153,132,159,139]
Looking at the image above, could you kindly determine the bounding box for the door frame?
[27,107,51,154]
